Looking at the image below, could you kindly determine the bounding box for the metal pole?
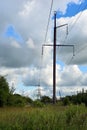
[53,12,56,104]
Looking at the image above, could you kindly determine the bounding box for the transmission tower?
[36,85,42,99]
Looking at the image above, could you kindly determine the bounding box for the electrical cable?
[57,1,85,45]
[68,2,87,36]
[44,0,54,44]
[60,2,87,65]
[38,0,54,88]
[66,41,87,65]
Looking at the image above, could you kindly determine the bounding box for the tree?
[0,76,9,107]
[41,96,52,104]
[63,96,70,106]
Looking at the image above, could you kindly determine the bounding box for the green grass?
[0,104,87,130]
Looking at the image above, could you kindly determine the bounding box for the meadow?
[0,104,87,130]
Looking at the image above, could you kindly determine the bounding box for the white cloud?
[0,0,87,98]
[26,38,35,49]
[11,41,21,48]
[0,0,85,68]
[19,0,36,16]
[57,65,82,86]
[56,9,87,65]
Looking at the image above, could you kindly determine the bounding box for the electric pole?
[42,11,74,104]
[53,12,57,104]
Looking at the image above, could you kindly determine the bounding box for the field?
[0,104,87,130]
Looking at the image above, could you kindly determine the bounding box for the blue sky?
[4,0,87,66]
[4,0,87,76]
[79,66,87,72]
[5,25,23,43]
[56,0,87,73]
[1,0,87,98]
[5,0,87,44]
[57,0,87,18]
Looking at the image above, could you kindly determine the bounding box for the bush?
[63,97,70,106]
[41,96,52,104]
[33,100,44,107]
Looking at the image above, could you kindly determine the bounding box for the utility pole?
[42,11,74,104]
[53,12,57,104]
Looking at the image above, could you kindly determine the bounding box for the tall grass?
[0,104,87,130]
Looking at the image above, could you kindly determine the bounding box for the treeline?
[0,76,52,107]
[62,89,87,106]
[1,75,87,107]
[0,76,32,107]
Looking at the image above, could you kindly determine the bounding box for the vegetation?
[0,76,33,107]
[1,75,87,107]
[0,104,87,130]
[1,76,87,129]
[41,95,52,104]
[0,76,9,107]
[62,89,87,106]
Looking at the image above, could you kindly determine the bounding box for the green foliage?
[41,96,52,104]
[7,94,15,106]
[0,75,33,107]
[65,104,87,129]
[66,105,78,124]
[25,96,33,104]
[62,90,87,107]
[7,94,33,107]
[63,96,70,106]
[12,94,26,107]
[33,100,44,107]
[0,76,9,107]
[0,105,87,130]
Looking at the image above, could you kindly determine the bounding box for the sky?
[0,0,87,99]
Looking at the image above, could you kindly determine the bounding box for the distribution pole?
[53,12,57,104]
[42,12,74,104]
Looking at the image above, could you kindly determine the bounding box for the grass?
[0,104,87,130]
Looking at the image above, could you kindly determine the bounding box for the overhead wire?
[66,43,87,65]
[44,0,54,44]
[38,0,54,88]
[44,0,83,65]
[29,0,54,88]
[62,0,87,42]
[68,2,87,35]
[40,0,87,87]
[64,1,87,65]
[57,1,85,45]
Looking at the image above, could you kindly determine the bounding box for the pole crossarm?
[42,12,74,104]
[56,24,68,29]
[42,43,75,104]
[42,44,75,56]
[27,84,40,87]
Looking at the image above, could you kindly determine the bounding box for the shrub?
[63,97,70,106]
[33,100,44,107]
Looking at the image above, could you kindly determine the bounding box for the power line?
[41,1,87,97]
[44,0,83,65]
[38,0,54,88]
[66,55,74,65]
[44,0,54,44]
[57,1,86,43]
[59,2,87,65]
[66,43,87,65]
[68,2,87,35]
[66,45,87,65]
[58,1,87,45]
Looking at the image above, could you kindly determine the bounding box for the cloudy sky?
[0,0,87,99]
